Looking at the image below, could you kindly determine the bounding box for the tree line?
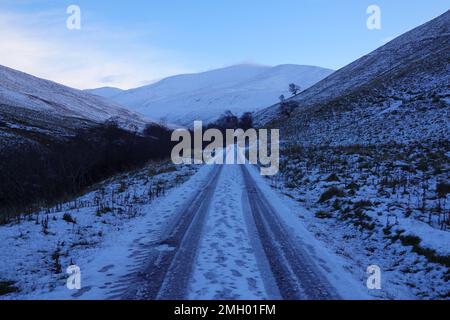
[0,121,174,224]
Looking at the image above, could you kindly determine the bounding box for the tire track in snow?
[120,166,222,300]
[240,165,339,300]
[188,165,268,299]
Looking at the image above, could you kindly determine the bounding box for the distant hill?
[0,65,149,130]
[0,65,151,150]
[85,87,125,99]
[89,64,333,126]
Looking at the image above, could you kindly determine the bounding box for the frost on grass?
[0,161,199,299]
[270,142,450,299]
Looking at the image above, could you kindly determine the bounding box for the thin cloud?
[0,10,192,89]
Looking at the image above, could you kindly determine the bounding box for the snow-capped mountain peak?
[88,63,334,126]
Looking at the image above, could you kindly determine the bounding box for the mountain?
[91,64,333,126]
[0,65,149,131]
[0,66,172,220]
[0,65,153,152]
[85,87,124,99]
[256,10,450,146]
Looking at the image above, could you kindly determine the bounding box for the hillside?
[257,10,450,146]
[0,65,166,220]
[255,11,450,299]
[90,64,333,126]
[0,65,149,134]
[85,87,125,99]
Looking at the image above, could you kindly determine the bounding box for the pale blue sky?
[0,0,448,89]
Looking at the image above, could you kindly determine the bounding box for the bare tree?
[289,83,301,96]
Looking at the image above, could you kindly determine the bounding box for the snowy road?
[240,165,338,300]
[119,163,366,300]
[121,166,223,299]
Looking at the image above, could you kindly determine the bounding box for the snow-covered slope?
[253,11,450,300]
[0,65,149,131]
[257,10,450,145]
[92,64,333,126]
[85,87,124,99]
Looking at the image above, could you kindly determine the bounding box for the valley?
[0,8,448,301]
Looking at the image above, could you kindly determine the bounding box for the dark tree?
[289,83,301,96]
[0,121,175,224]
[212,110,239,131]
[239,112,254,130]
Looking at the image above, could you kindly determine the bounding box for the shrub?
[279,101,300,117]
[345,182,359,194]
[147,167,158,176]
[353,200,373,209]
[158,164,177,174]
[0,281,19,296]
[315,210,332,219]
[319,187,345,203]
[383,226,392,236]
[63,213,76,224]
[332,199,342,211]
[285,181,298,189]
[96,206,112,217]
[398,235,450,268]
[400,235,422,247]
[117,181,127,193]
[51,249,62,274]
[436,182,450,198]
[325,173,340,182]
[0,121,174,224]
[416,160,428,171]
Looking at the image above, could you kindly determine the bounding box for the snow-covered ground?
[1,160,375,300]
[0,153,447,299]
[244,164,373,300]
[247,10,450,300]
[271,143,450,299]
[189,165,268,300]
[0,161,202,299]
